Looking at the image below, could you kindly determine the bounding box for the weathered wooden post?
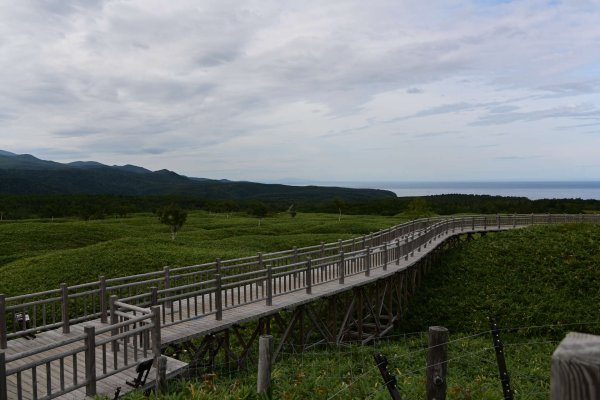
[215,274,223,320]
[513,214,517,228]
[395,240,400,265]
[472,216,475,231]
[150,286,158,306]
[257,334,273,396]
[156,355,168,394]
[163,266,171,308]
[405,237,409,261]
[427,326,448,400]
[320,242,325,257]
[99,276,107,323]
[84,325,97,396]
[266,264,273,306]
[0,351,7,400]
[305,258,312,294]
[551,332,600,399]
[0,294,6,349]
[110,295,119,352]
[339,252,345,284]
[61,283,70,334]
[257,252,264,286]
[497,214,501,229]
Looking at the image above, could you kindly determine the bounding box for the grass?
[2,213,598,399]
[0,211,406,296]
[120,222,600,399]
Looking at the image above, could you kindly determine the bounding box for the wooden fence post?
[61,283,70,334]
[320,242,325,257]
[0,351,7,400]
[305,258,312,295]
[156,355,168,394]
[84,325,97,396]
[215,274,223,320]
[395,240,400,265]
[257,334,273,396]
[339,252,345,284]
[404,238,409,261]
[99,276,107,323]
[257,252,264,287]
[0,294,6,349]
[426,326,448,400]
[551,332,600,399]
[266,264,273,306]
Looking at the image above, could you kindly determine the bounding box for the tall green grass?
[0,212,405,295]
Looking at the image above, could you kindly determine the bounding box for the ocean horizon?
[277,181,600,200]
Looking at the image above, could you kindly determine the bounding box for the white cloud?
[0,0,599,181]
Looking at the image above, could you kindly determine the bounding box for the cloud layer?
[1,0,599,181]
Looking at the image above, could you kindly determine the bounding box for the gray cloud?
[0,0,599,181]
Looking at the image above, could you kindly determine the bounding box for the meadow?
[1,212,599,399]
[0,211,406,296]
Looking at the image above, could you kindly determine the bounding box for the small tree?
[159,203,188,240]
[248,201,268,227]
[332,197,345,222]
[404,198,432,219]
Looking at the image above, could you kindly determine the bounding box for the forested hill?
[0,152,395,201]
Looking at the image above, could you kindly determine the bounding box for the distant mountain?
[0,150,16,157]
[0,150,396,201]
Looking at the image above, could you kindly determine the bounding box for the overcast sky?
[1,0,599,182]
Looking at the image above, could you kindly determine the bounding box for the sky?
[0,0,599,183]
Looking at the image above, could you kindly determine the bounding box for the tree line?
[0,193,598,221]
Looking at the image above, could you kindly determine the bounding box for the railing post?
[0,351,7,400]
[395,240,400,265]
[472,216,475,230]
[305,258,312,295]
[484,215,487,230]
[99,276,107,324]
[405,237,409,261]
[339,251,345,284]
[547,213,551,224]
[461,217,464,232]
[531,213,534,225]
[151,306,161,356]
[163,266,171,308]
[266,264,273,306]
[84,325,97,396]
[0,294,6,349]
[61,283,70,334]
[338,239,343,253]
[513,214,517,228]
[110,295,119,352]
[365,246,371,277]
[411,235,415,257]
[497,214,501,229]
[451,217,455,233]
[150,286,158,306]
[293,246,298,263]
[215,274,223,320]
[320,242,325,257]
[383,243,388,271]
[257,252,264,286]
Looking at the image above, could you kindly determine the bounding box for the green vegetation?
[117,222,599,399]
[0,212,405,296]
[158,204,188,240]
[3,212,599,399]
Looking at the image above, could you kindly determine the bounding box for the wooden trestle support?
[174,235,465,376]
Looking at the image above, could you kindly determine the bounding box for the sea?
[310,181,600,200]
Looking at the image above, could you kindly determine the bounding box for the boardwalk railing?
[0,300,159,399]
[1,214,599,399]
[1,214,597,349]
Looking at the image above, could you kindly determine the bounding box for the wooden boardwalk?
[1,214,598,399]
